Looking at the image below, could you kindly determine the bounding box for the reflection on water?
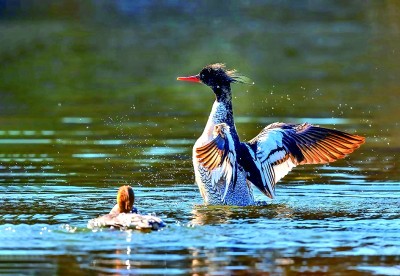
[1,1,400,275]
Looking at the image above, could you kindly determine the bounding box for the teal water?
[0,1,399,275]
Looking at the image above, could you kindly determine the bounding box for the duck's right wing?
[195,123,237,201]
[239,122,365,199]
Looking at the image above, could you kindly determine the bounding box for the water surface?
[0,1,399,275]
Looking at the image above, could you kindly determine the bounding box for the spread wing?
[240,122,365,199]
[195,123,237,201]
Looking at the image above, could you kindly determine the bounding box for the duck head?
[117,185,135,213]
[177,63,251,102]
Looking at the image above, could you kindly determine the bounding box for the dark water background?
[0,1,399,275]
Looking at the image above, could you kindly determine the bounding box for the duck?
[177,63,365,206]
[87,185,165,230]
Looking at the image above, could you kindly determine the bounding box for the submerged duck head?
[177,63,251,91]
[117,185,135,213]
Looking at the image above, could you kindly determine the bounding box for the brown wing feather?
[203,150,222,170]
[195,134,226,170]
[293,125,365,165]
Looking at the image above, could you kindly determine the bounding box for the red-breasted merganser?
[87,185,164,230]
[177,63,365,206]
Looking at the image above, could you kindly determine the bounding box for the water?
[0,1,399,275]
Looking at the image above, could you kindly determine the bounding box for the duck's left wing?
[240,122,365,199]
[195,123,237,200]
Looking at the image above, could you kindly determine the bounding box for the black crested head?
[199,63,233,88]
[177,63,252,102]
[198,63,251,88]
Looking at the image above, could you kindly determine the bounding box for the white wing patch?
[271,154,296,186]
[252,129,297,197]
[256,130,283,157]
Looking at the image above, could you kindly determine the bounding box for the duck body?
[193,100,255,205]
[178,64,365,206]
[87,212,165,231]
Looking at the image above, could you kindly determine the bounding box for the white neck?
[202,101,228,138]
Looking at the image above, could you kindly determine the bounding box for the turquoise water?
[0,1,399,274]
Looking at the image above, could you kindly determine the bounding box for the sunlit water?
[1,1,400,275]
